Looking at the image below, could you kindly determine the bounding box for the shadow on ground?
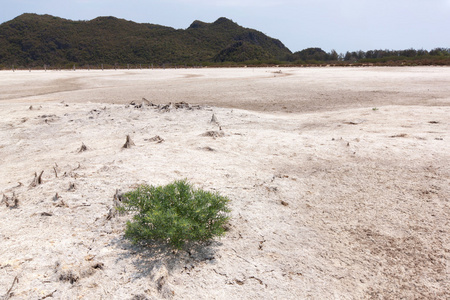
[110,235,222,279]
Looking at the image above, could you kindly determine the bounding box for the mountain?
[0,14,292,67]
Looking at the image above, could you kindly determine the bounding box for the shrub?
[118,180,231,249]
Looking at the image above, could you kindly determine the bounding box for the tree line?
[287,47,450,65]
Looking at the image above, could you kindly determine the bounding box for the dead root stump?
[145,135,164,143]
[29,171,44,188]
[55,260,104,285]
[210,113,219,124]
[106,189,125,220]
[2,193,19,208]
[202,131,225,138]
[78,142,88,152]
[122,135,135,149]
[68,182,76,191]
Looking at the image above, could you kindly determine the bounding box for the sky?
[0,0,449,54]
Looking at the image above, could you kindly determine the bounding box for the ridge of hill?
[0,13,292,66]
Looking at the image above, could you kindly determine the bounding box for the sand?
[0,67,449,299]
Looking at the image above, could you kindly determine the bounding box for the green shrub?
[118,180,231,249]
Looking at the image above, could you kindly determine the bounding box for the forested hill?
[0,13,292,67]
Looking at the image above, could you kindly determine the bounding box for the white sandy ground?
[0,67,449,299]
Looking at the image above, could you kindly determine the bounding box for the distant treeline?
[286,47,450,66]
[5,47,449,70]
[4,47,449,70]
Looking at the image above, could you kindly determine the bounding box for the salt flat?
[0,67,449,299]
[1,66,449,112]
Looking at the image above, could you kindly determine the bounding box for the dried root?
[113,189,124,203]
[1,194,9,207]
[142,97,151,105]
[174,101,191,109]
[2,193,19,208]
[3,276,19,300]
[78,142,88,153]
[210,113,219,124]
[54,199,68,208]
[106,189,125,220]
[68,182,76,191]
[130,98,155,108]
[40,289,57,299]
[200,146,216,152]
[55,260,103,285]
[202,131,225,138]
[29,171,44,188]
[13,193,19,208]
[52,193,60,201]
[145,135,164,143]
[122,135,135,149]
[130,100,200,111]
[159,103,173,112]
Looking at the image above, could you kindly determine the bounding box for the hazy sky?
[0,0,449,53]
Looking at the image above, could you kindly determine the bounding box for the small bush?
[118,180,231,249]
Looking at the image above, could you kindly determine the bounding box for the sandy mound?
[0,67,449,299]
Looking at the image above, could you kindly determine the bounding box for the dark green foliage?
[290,47,330,63]
[0,13,291,67]
[118,180,231,249]
[213,41,272,62]
[343,48,450,65]
[285,47,450,65]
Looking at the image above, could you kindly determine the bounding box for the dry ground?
[0,67,449,299]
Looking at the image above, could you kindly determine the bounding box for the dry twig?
[3,276,19,300]
[39,289,57,300]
